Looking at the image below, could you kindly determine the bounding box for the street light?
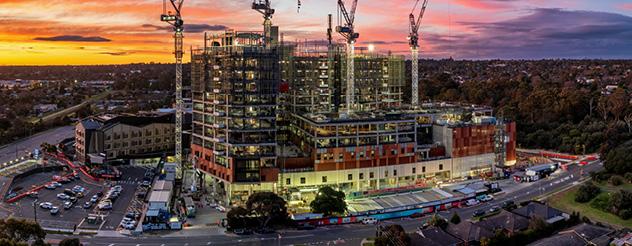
[33,199,38,223]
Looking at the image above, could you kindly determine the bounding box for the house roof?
[564,223,613,242]
[413,227,463,246]
[475,210,529,233]
[528,232,589,246]
[528,223,614,246]
[513,202,565,221]
[446,221,494,242]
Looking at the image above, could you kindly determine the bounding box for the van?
[362,217,378,225]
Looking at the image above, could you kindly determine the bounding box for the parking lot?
[6,166,151,232]
[100,166,151,231]
[9,171,104,230]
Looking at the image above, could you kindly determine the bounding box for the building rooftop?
[79,112,174,131]
[152,180,173,191]
[475,210,530,233]
[512,202,567,223]
[446,221,494,243]
[149,190,171,203]
[413,227,463,246]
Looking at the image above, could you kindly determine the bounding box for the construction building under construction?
[190,25,516,207]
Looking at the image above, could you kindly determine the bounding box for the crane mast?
[336,0,359,115]
[161,0,184,170]
[409,0,428,107]
[252,0,275,47]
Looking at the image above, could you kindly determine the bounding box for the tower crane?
[252,0,275,47]
[252,0,303,46]
[408,0,428,107]
[336,0,359,115]
[160,0,184,169]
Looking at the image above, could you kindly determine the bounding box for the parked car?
[98,201,112,210]
[63,189,77,197]
[50,206,60,215]
[479,195,494,202]
[489,206,501,213]
[52,182,62,187]
[501,200,516,210]
[44,184,56,190]
[59,178,71,184]
[63,201,73,210]
[83,202,92,209]
[466,199,480,206]
[90,195,99,203]
[27,191,38,198]
[473,210,486,217]
[69,197,78,203]
[56,193,70,200]
[362,217,378,225]
[39,202,53,209]
[72,186,85,193]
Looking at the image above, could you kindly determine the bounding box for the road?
[44,161,603,246]
[0,126,74,166]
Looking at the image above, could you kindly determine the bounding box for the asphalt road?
[0,126,74,165]
[44,162,603,246]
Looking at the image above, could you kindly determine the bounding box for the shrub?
[609,175,625,186]
[589,193,611,211]
[575,182,601,203]
[619,209,632,220]
[625,172,632,183]
[450,213,461,224]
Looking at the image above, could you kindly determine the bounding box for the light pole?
[33,199,38,223]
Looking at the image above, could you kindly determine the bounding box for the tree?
[245,192,290,229]
[428,214,448,229]
[59,238,81,246]
[605,142,632,174]
[449,213,461,224]
[575,182,601,203]
[375,224,410,246]
[226,206,251,230]
[310,186,347,216]
[610,189,632,216]
[0,219,46,245]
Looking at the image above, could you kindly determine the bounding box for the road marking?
[107,244,115,246]
[207,242,212,245]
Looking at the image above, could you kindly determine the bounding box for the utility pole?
[161,0,184,171]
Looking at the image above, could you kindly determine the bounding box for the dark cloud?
[99,51,132,56]
[142,23,228,33]
[431,8,632,59]
[34,35,111,42]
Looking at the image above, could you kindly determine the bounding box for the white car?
[465,199,480,206]
[98,201,112,210]
[39,202,53,209]
[362,217,378,225]
[56,193,70,200]
[52,182,62,187]
[480,195,494,202]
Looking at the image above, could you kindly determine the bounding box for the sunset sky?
[1,0,631,65]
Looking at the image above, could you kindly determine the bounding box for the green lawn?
[547,186,632,229]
